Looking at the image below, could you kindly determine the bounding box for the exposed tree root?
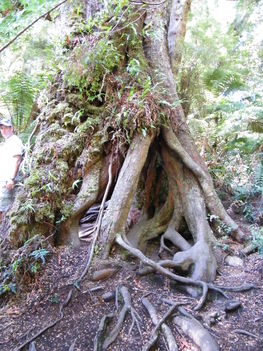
[117,233,256,310]
[94,313,115,351]
[160,221,191,254]
[233,329,257,338]
[127,191,174,250]
[142,297,179,351]
[163,127,245,243]
[173,315,219,351]
[116,234,213,310]
[161,145,218,285]
[94,286,141,350]
[101,133,154,258]
[213,283,259,292]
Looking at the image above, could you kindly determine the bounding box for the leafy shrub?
[250,225,263,256]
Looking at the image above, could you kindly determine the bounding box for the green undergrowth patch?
[250,225,263,255]
[0,235,52,297]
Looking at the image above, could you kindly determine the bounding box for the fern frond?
[0,71,36,131]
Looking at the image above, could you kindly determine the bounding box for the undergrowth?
[250,225,263,256]
[0,235,51,297]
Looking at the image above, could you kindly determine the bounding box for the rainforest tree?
[4,0,246,295]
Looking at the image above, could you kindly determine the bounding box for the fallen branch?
[142,298,178,351]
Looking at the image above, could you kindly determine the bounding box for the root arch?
[99,129,219,284]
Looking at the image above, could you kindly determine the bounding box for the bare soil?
[0,228,263,351]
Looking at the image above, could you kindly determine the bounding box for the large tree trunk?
[5,0,244,287]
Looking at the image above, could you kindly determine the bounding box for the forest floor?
[0,215,263,351]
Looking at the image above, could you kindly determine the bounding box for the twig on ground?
[68,338,77,351]
[233,329,257,338]
[90,285,105,292]
[29,341,37,351]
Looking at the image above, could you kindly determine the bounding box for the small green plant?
[127,59,141,77]
[0,235,51,297]
[29,248,49,265]
[250,225,263,255]
[208,214,232,236]
[243,203,254,223]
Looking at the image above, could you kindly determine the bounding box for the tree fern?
[0,71,36,131]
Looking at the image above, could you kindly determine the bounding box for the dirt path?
[0,240,263,351]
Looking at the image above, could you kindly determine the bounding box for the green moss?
[24,171,41,188]
[34,203,55,223]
